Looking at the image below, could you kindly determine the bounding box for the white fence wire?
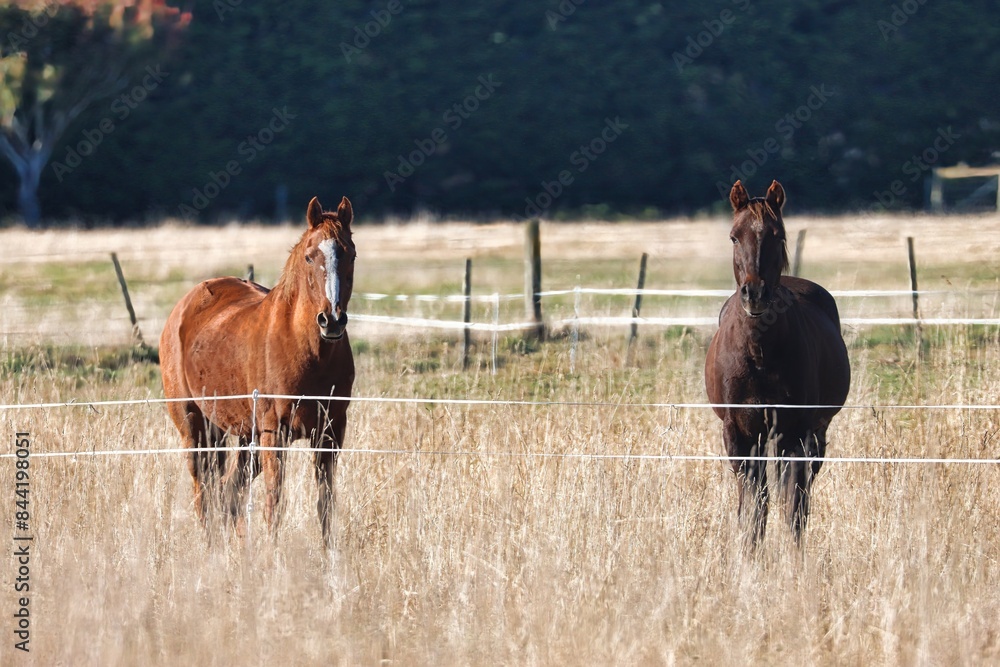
[347,284,1000,331]
[2,285,998,349]
[3,283,998,463]
[2,393,998,465]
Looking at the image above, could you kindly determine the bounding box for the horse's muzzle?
[317,311,348,341]
[740,283,772,317]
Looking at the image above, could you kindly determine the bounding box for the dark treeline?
[3,0,998,223]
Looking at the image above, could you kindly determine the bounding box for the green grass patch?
[2,260,121,306]
[2,344,160,385]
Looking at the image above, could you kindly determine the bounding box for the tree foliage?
[0,0,188,226]
[2,0,998,224]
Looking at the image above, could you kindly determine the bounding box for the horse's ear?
[765,180,786,211]
[337,196,353,228]
[307,197,324,228]
[729,181,749,211]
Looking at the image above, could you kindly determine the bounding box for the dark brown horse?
[705,181,850,547]
[160,196,356,547]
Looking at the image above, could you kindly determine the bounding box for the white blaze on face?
[318,238,340,310]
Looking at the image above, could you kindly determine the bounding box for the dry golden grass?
[0,214,999,665]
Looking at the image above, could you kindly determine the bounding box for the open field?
[1,213,999,664]
[1,212,998,346]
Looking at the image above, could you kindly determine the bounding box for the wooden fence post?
[491,293,499,375]
[626,252,648,364]
[791,228,807,277]
[907,236,923,348]
[524,218,544,341]
[570,281,580,373]
[110,252,146,348]
[462,258,472,369]
[928,169,944,212]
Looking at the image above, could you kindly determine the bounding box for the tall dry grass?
[0,216,998,665]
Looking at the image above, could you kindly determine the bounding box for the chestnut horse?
[160,196,356,547]
[705,181,850,547]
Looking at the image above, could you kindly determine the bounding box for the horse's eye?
[305,255,314,264]
[730,236,738,245]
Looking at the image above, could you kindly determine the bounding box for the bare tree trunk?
[15,156,43,228]
[0,134,47,228]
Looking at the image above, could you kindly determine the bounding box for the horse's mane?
[744,197,789,275]
[273,214,347,302]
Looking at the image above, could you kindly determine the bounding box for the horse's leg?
[725,420,768,549]
[168,400,215,527]
[222,439,253,539]
[779,428,825,546]
[187,442,210,525]
[204,423,227,524]
[742,439,769,549]
[314,404,346,549]
[260,428,285,539]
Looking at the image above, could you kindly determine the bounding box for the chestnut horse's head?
[728,180,789,317]
[286,196,356,342]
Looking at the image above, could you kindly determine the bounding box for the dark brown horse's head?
[288,196,356,342]
[728,180,789,317]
